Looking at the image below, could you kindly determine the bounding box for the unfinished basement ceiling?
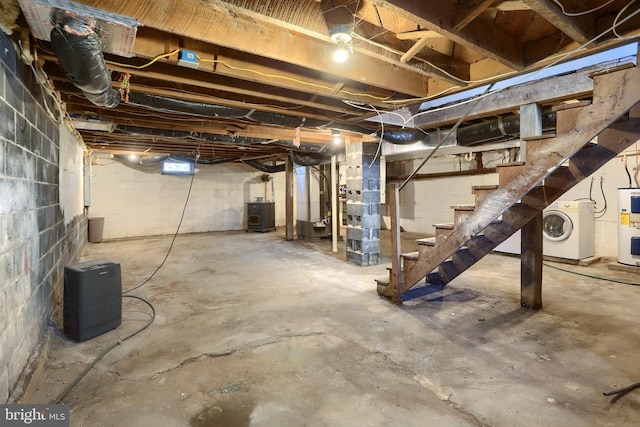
[13,0,640,163]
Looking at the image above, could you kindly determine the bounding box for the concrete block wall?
[89,156,287,239]
[0,33,87,403]
[346,141,381,266]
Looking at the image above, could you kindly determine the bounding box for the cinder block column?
[346,141,380,266]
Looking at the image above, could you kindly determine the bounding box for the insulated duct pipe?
[115,125,341,154]
[126,93,373,134]
[50,9,119,108]
[378,112,557,146]
[456,111,556,146]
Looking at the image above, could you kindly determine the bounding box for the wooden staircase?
[377,65,640,305]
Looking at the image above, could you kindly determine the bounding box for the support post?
[389,184,402,303]
[285,154,294,241]
[519,103,542,162]
[521,209,543,309]
[331,155,338,252]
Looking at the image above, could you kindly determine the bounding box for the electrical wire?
[52,294,156,404]
[613,0,639,40]
[551,0,616,17]
[53,142,203,403]
[388,5,640,115]
[543,262,640,286]
[122,151,199,294]
[106,49,180,70]
[367,104,384,168]
[197,56,393,101]
[604,381,640,403]
[399,83,495,191]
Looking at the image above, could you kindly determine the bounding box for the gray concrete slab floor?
[26,230,640,426]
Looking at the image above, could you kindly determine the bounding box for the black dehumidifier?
[63,259,122,341]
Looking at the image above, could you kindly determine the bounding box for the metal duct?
[377,129,426,145]
[125,93,373,134]
[457,112,556,146]
[291,151,331,166]
[115,125,339,154]
[243,160,286,173]
[380,112,557,146]
[50,9,119,108]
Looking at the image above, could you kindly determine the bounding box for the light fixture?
[329,24,352,63]
[332,129,341,144]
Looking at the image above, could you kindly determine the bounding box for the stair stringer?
[395,65,640,297]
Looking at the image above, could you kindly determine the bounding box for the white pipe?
[331,155,338,252]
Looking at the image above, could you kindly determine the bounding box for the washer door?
[543,210,573,242]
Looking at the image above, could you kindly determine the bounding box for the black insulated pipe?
[50,9,119,108]
[243,160,286,173]
[456,112,556,146]
[126,93,373,134]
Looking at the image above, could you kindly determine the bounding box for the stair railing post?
[389,183,402,303]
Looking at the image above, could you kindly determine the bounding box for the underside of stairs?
[377,65,640,305]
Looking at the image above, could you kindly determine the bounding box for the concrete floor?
[26,229,640,426]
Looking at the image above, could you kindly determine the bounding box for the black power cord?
[53,150,200,403]
[604,381,640,403]
[52,295,156,404]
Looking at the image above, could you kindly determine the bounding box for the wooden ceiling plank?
[374,0,525,69]
[400,36,432,63]
[521,0,595,45]
[396,30,441,40]
[412,69,596,129]
[453,0,495,32]
[43,56,371,121]
[132,29,397,107]
[72,0,431,97]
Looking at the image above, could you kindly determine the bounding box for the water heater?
[618,188,640,266]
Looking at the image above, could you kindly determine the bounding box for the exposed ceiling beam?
[72,0,433,97]
[521,0,594,45]
[373,0,526,70]
[411,68,598,129]
[400,36,432,63]
[453,0,495,32]
[131,29,398,108]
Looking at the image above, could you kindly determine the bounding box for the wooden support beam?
[400,36,432,63]
[73,0,431,97]
[286,155,295,241]
[520,210,543,309]
[380,0,525,70]
[396,30,441,40]
[389,184,402,303]
[453,0,494,32]
[521,0,594,45]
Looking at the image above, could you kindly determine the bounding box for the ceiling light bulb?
[333,42,350,63]
[330,25,352,63]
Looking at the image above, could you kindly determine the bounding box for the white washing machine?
[494,200,595,260]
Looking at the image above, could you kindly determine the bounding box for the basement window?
[161,160,195,176]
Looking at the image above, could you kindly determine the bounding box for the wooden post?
[331,155,338,252]
[521,209,543,309]
[389,183,402,304]
[285,154,294,241]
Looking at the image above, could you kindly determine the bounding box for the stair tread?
[451,204,475,210]
[521,133,556,141]
[375,277,389,285]
[401,251,419,260]
[434,223,455,229]
[472,184,498,191]
[495,161,525,168]
[417,237,436,245]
